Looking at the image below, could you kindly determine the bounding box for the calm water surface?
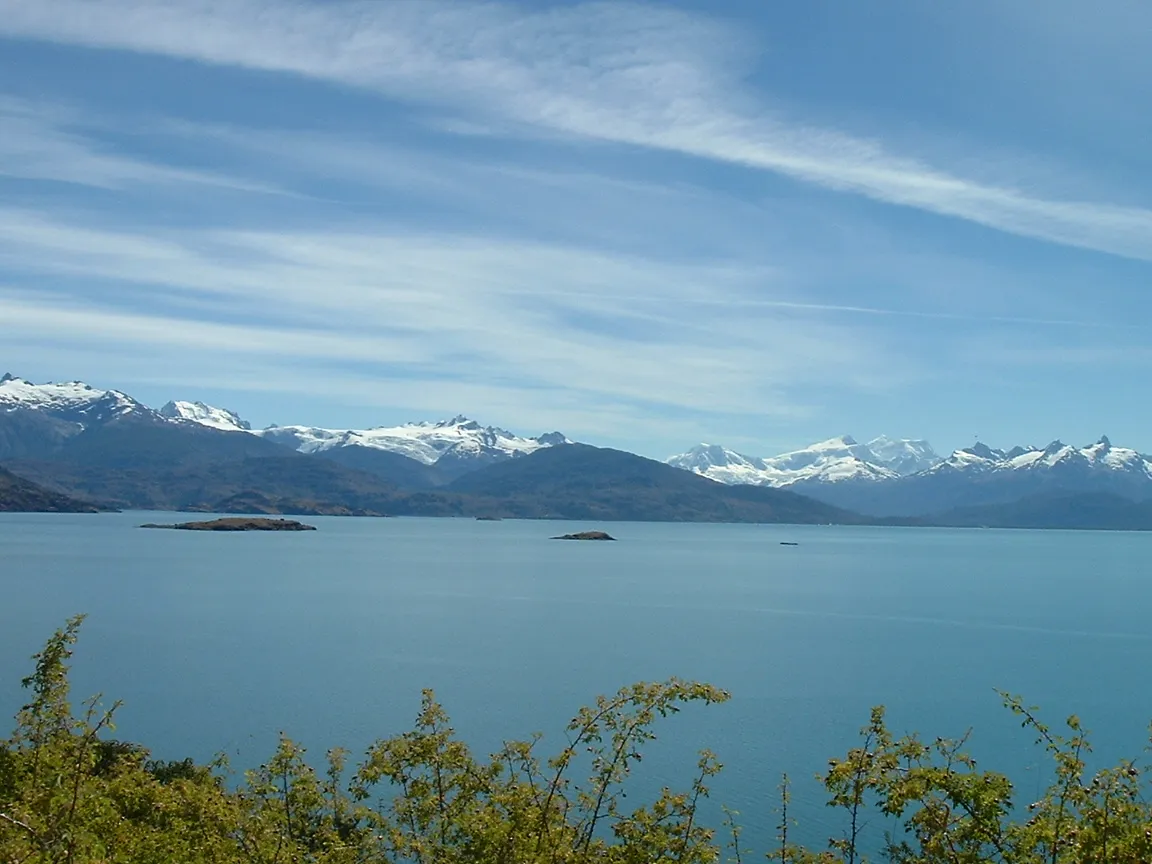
[3,513,1152,852]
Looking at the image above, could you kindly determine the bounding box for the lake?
[3,512,1151,854]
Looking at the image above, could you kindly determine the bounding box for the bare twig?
[0,811,38,837]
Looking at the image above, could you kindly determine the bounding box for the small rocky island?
[141,517,317,532]
[551,530,616,541]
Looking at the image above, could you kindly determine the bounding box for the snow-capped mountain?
[665,444,775,485]
[257,415,569,470]
[795,436,1152,517]
[669,431,1152,516]
[12,370,1152,523]
[0,375,254,434]
[930,437,1152,480]
[159,400,251,433]
[0,375,282,465]
[667,435,938,488]
[0,373,147,426]
[865,435,941,475]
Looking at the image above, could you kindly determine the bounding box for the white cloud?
[139,119,1152,332]
[0,97,290,194]
[0,207,907,439]
[1,335,757,447]
[0,290,430,362]
[4,0,1152,260]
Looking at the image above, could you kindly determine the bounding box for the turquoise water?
[3,512,1151,853]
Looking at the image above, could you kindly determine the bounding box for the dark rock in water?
[780,541,799,546]
[551,530,616,541]
[140,517,316,532]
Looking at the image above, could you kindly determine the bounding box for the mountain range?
[4,372,1152,529]
[0,374,853,523]
[667,434,1152,518]
[0,465,103,513]
[258,417,569,484]
[667,435,941,488]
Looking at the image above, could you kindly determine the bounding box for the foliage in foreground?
[3,617,1152,863]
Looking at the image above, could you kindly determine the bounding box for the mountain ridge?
[0,465,106,513]
[159,400,251,432]
[1,376,860,522]
[1,376,570,480]
[667,435,940,488]
[257,416,570,479]
[667,432,1152,518]
[928,490,1152,531]
[7,373,1152,527]
[446,443,867,523]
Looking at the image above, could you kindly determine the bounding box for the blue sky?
[3,0,1152,459]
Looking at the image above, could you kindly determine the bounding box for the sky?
[3,0,1152,460]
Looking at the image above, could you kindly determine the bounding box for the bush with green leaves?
[3,617,1152,863]
[0,616,730,863]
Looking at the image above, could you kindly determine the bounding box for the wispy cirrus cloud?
[0,97,290,195]
[0,206,911,442]
[0,99,1139,451]
[0,98,916,449]
[4,0,1152,261]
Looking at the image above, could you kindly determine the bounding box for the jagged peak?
[436,415,481,430]
[961,442,1000,460]
[687,442,727,454]
[799,435,861,451]
[868,434,933,448]
[159,399,251,432]
[535,431,570,446]
[668,443,731,465]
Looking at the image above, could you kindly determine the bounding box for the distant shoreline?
[4,509,1150,533]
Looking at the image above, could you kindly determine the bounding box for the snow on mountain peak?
[437,415,481,430]
[804,435,858,450]
[932,437,1152,479]
[159,400,251,433]
[535,431,570,447]
[666,444,763,475]
[0,375,144,424]
[866,436,941,475]
[665,435,940,488]
[257,416,567,466]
